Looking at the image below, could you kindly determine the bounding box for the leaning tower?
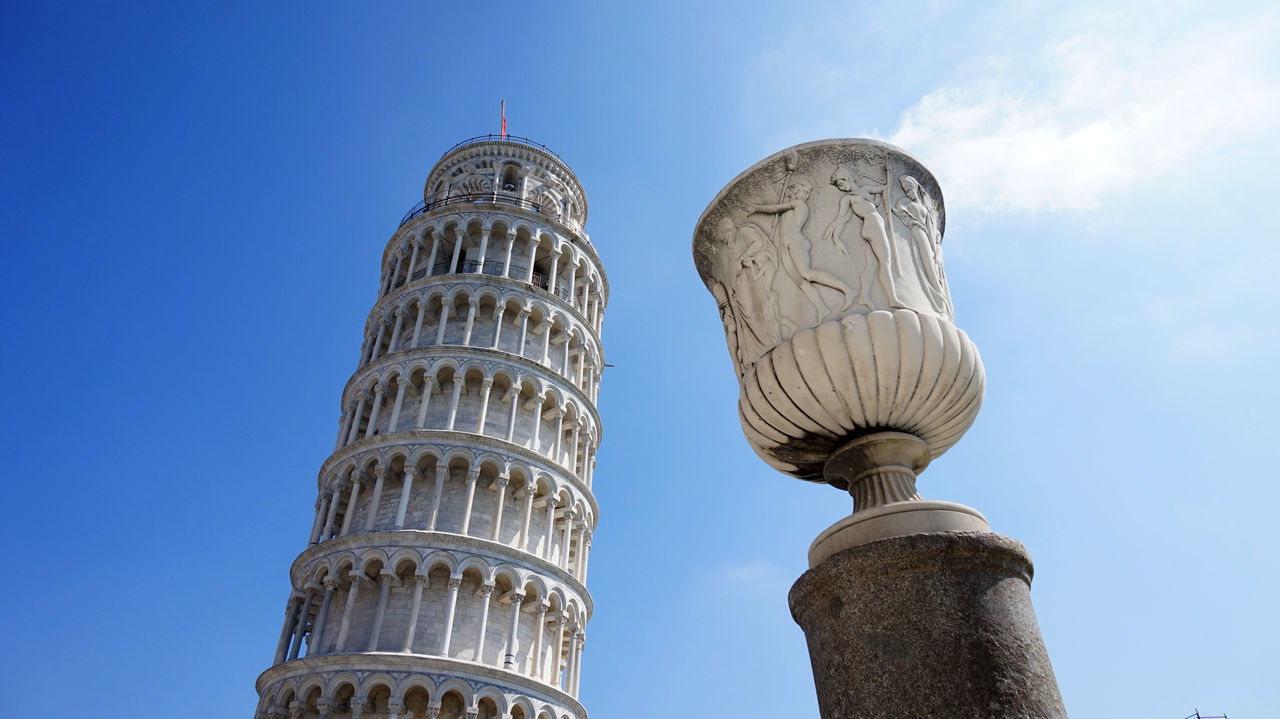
[254,135,607,719]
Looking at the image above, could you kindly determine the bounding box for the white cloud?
[888,5,1280,213]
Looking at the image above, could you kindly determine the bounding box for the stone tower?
[254,135,607,719]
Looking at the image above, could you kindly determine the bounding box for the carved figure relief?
[715,216,782,371]
[693,139,956,377]
[750,178,853,320]
[894,175,952,317]
[823,166,905,311]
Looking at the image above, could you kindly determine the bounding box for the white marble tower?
[254,135,608,719]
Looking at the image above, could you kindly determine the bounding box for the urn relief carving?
[694,139,988,565]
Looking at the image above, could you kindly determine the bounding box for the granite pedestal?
[789,531,1066,719]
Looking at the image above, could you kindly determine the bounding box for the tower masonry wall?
[253,138,604,719]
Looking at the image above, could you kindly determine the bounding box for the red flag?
[500,99,507,139]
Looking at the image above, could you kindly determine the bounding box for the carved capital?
[322,577,340,592]
[403,465,418,480]
[478,583,494,598]
[447,577,463,591]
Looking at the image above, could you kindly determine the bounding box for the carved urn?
[693,139,989,565]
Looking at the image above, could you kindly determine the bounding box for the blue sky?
[2,1,1277,717]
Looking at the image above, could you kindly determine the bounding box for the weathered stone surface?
[789,532,1066,719]
[693,139,984,483]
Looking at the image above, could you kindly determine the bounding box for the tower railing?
[442,133,562,159]
[400,192,559,227]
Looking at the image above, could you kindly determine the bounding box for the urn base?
[789,532,1067,719]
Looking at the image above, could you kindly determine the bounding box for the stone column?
[401,574,427,653]
[503,592,525,669]
[345,393,367,445]
[530,602,548,678]
[411,300,427,347]
[518,481,536,550]
[316,699,333,719]
[552,408,565,462]
[491,305,505,349]
[369,319,388,363]
[439,577,462,656]
[425,233,440,274]
[542,499,558,561]
[287,590,312,660]
[427,465,447,531]
[390,252,405,288]
[367,571,394,651]
[547,615,566,684]
[387,376,409,433]
[363,385,385,439]
[572,525,587,576]
[386,700,404,719]
[462,298,478,345]
[540,322,552,366]
[387,309,405,353]
[339,472,363,536]
[448,232,464,272]
[504,389,520,442]
[320,485,342,541]
[459,468,480,535]
[529,395,544,452]
[308,493,330,545]
[405,240,421,280]
[445,376,464,430]
[309,578,338,652]
[435,301,451,345]
[559,508,577,569]
[563,629,579,694]
[524,240,538,282]
[335,405,354,451]
[490,474,510,542]
[547,250,559,295]
[580,535,592,583]
[394,466,417,529]
[334,572,366,651]
[364,467,386,531]
[475,228,490,270]
[415,376,436,428]
[475,377,494,433]
[516,309,530,355]
[502,234,516,277]
[473,583,494,662]
[569,423,581,474]
[573,632,586,695]
[273,594,302,665]
[349,699,367,719]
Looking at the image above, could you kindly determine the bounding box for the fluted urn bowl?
[694,139,985,484]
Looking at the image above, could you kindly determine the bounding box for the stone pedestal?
[789,531,1066,719]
